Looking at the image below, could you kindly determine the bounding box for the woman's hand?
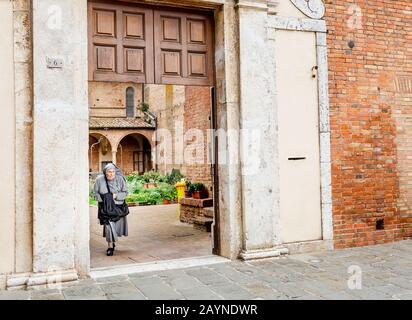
[113,193,117,200]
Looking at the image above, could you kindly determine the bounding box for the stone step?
[180,197,213,208]
[203,207,214,218]
[193,217,213,232]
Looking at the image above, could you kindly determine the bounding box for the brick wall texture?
[325,0,412,248]
[184,86,213,192]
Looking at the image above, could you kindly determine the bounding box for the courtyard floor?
[1,241,412,300]
[90,204,213,268]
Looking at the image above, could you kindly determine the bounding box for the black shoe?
[106,248,114,256]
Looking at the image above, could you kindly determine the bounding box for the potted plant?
[184,180,192,198]
[191,183,208,199]
[140,102,150,113]
[162,192,173,204]
[160,184,176,204]
[143,171,159,189]
[125,194,138,207]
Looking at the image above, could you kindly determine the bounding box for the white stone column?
[236,0,285,259]
[214,2,244,260]
[0,0,16,281]
[112,151,117,165]
[32,0,89,275]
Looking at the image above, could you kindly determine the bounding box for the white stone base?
[90,255,230,279]
[282,240,334,255]
[6,269,78,289]
[0,275,6,290]
[241,240,334,260]
[240,247,289,260]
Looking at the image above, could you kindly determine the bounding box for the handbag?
[98,176,129,225]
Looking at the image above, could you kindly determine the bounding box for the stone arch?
[88,132,113,173]
[116,132,153,174]
[112,129,155,151]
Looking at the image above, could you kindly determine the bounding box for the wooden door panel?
[154,10,213,85]
[88,2,153,83]
[96,45,116,71]
[162,16,181,42]
[94,10,116,36]
[123,13,144,39]
[162,51,181,75]
[88,2,213,85]
[187,19,206,44]
[124,47,144,72]
[188,52,206,77]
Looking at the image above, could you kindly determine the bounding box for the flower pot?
[162,199,171,205]
[144,183,157,189]
[193,190,207,199]
[184,190,192,198]
[127,202,138,207]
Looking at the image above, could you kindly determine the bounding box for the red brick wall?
[325,1,412,248]
[184,86,213,193]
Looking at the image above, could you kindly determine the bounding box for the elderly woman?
[93,163,129,256]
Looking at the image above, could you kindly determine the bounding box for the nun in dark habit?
[93,163,129,256]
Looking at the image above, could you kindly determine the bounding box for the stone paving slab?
[1,240,412,300]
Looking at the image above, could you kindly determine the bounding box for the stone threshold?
[240,240,334,260]
[89,255,230,279]
[6,269,79,290]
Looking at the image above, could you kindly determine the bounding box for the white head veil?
[102,163,126,181]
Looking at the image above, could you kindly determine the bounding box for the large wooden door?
[88,1,214,85]
[154,10,214,85]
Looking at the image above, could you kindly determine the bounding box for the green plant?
[142,170,161,183]
[184,179,192,189]
[140,102,150,113]
[158,183,177,201]
[188,183,195,193]
[126,171,144,182]
[191,182,205,192]
[144,188,162,204]
[165,169,185,185]
[89,194,97,206]
[126,189,162,205]
[128,179,144,194]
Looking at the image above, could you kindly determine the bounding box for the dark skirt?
[103,216,128,242]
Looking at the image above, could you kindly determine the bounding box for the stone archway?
[88,133,114,173]
[116,132,153,175]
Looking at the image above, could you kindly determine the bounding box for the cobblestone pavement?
[90,204,212,268]
[1,241,412,300]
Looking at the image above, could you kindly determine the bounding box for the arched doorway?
[88,133,113,174]
[116,133,152,175]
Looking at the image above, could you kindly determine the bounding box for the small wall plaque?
[46,57,63,69]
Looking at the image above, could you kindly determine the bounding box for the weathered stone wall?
[13,0,34,275]
[0,0,16,284]
[32,0,89,277]
[324,1,412,248]
[0,0,34,289]
[145,84,186,175]
[89,82,143,118]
